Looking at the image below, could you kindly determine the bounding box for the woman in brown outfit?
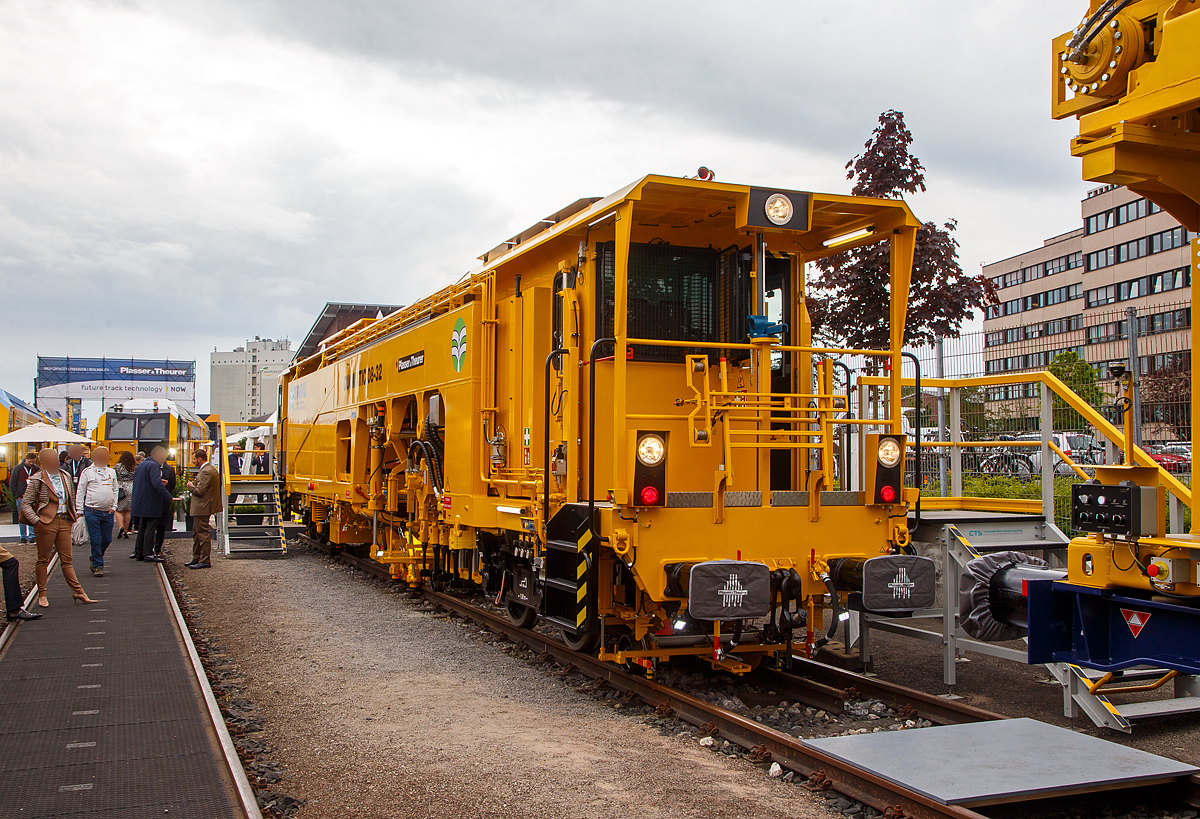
[20,448,97,607]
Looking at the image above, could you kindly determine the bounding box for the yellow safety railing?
[859,370,1192,511]
[612,340,888,487]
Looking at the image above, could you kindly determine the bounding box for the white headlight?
[764,193,793,225]
[877,438,902,468]
[637,434,666,467]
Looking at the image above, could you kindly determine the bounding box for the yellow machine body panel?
[0,392,51,486]
[281,174,926,670]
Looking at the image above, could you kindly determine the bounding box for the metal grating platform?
[802,717,1198,806]
[0,542,242,819]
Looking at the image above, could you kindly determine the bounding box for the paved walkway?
[0,541,241,818]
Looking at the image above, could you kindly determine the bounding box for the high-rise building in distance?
[209,337,294,422]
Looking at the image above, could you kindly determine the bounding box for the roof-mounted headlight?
[764,193,793,226]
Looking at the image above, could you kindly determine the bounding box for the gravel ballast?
[168,544,832,819]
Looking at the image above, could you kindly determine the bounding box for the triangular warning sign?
[1120,608,1151,638]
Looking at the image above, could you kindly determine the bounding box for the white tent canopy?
[225,412,276,448]
[0,422,92,444]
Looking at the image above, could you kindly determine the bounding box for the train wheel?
[560,628,598,653]
[732,651,764,672]
[617,633,650,675]
[506,600,538,630]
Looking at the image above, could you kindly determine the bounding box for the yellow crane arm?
[1053,0,1200,230]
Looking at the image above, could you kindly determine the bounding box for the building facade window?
[1083,266,1190,308]
[1087,228,1190,271]
[986,281,1082,319]
[1084,197,1156,235]
[991,251,1082,292]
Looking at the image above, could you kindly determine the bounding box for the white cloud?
[0,0,1092,419]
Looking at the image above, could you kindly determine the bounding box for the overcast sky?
[0,0,1089,418]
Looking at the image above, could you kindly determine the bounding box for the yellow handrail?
[859,370,1192,507]
[1048,440,1091,480]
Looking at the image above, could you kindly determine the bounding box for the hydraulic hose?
[831,360,853,489]
[424,415,445,488]
[1068,0,1134,60]
[814,575,840,649]
[408,439,442,494]
[543,348,567,534]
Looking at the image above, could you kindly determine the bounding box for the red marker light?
[879,485,896,503]
[640,486,660,505]
[308,482,315,491]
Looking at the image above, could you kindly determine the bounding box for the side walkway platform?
[0,541,256,819]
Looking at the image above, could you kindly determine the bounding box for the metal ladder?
[220,477,287,559]
[1046,660,1200,733]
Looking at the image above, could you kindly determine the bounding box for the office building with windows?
[209,337,294,422]
[981,185,1191,436]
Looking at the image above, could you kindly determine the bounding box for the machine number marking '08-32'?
[345,363,384,392]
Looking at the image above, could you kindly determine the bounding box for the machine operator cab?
[93,398,208,470]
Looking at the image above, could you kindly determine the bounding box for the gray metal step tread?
[1116,697,1200,720]
[966,540,1070,552]
[1077,667,1171,683]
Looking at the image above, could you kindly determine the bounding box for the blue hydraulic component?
[1027,579,1200,675]
[747,315,787,338]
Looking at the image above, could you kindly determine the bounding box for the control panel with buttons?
[1070,481,1158,538]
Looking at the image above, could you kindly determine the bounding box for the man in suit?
[250,441,270,503]
[226,441,244,508]
[8,450,39,544]
[186,450,222,569]
[153,458,178,557]
[61,444,91,492]
[129,446,172,563]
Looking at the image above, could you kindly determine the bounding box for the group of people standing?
[2,442,227,623]
[2,446,101,621]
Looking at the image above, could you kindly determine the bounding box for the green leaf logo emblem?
[451,317,467,373]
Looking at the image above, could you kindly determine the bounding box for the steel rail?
[296,535,1200,813]
[420,586,987,819]
[315,538,1002,727]
[158,563,264,819]
[774,657,1004,726]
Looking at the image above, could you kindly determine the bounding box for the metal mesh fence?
[886,300,1192,534]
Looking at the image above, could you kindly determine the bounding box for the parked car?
[1159,443,1191,471]
[1146,445,1188,473]
[1012,432,1102,476]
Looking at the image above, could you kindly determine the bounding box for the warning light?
[879,485,896,504]
[696,166,714,181]
[640,486,660,505]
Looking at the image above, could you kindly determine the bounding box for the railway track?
[298,534,1200,819]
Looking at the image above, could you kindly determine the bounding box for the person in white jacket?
[76,446,119,577]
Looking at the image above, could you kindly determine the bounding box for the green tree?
[808,110,997,350]
[1048,351,1104,431]
[1139,362,1190,441]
